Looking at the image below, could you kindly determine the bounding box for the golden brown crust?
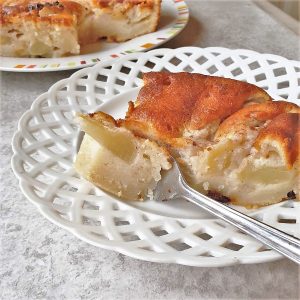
[0,0,160,24]
[215,101,299,138]
[0,0,84,26]
[124,72,271,143]
[254,112,300,168]
[85,111,117,126]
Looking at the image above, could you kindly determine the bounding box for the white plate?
[12,47,300,267]
[0,0,189,72]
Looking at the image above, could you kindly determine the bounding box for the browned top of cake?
[254,112,300,167]
[124,72,271,143]
[0,0,159,24]
[0,0,84,26]
[216,101,299,137]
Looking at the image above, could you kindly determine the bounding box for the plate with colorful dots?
[0,0,189,72]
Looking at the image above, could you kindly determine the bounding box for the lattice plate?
[12,47,300,267]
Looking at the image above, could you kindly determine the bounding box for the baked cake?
[0,0,161,57]
[75,72,299,207]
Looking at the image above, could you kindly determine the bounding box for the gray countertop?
[1,1,299,299]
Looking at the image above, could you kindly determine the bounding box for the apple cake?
[75,72,299,207]
[0,0,161,57]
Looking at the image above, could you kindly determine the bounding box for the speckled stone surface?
[1,1,299,299]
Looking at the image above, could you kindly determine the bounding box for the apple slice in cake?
[74,111,171,200]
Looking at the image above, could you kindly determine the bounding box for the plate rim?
[0,0,189,72]
[11,46,300,266]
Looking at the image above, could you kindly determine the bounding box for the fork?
[153,159,300,264]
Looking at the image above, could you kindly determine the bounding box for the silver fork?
[153,159,300,264]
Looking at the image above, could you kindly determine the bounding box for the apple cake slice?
[75,72,299,207]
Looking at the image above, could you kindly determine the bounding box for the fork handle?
[178,176,300,264]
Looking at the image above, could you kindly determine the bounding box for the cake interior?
[74,113,171,200]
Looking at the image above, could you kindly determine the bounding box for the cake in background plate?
[0,0,161,57]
